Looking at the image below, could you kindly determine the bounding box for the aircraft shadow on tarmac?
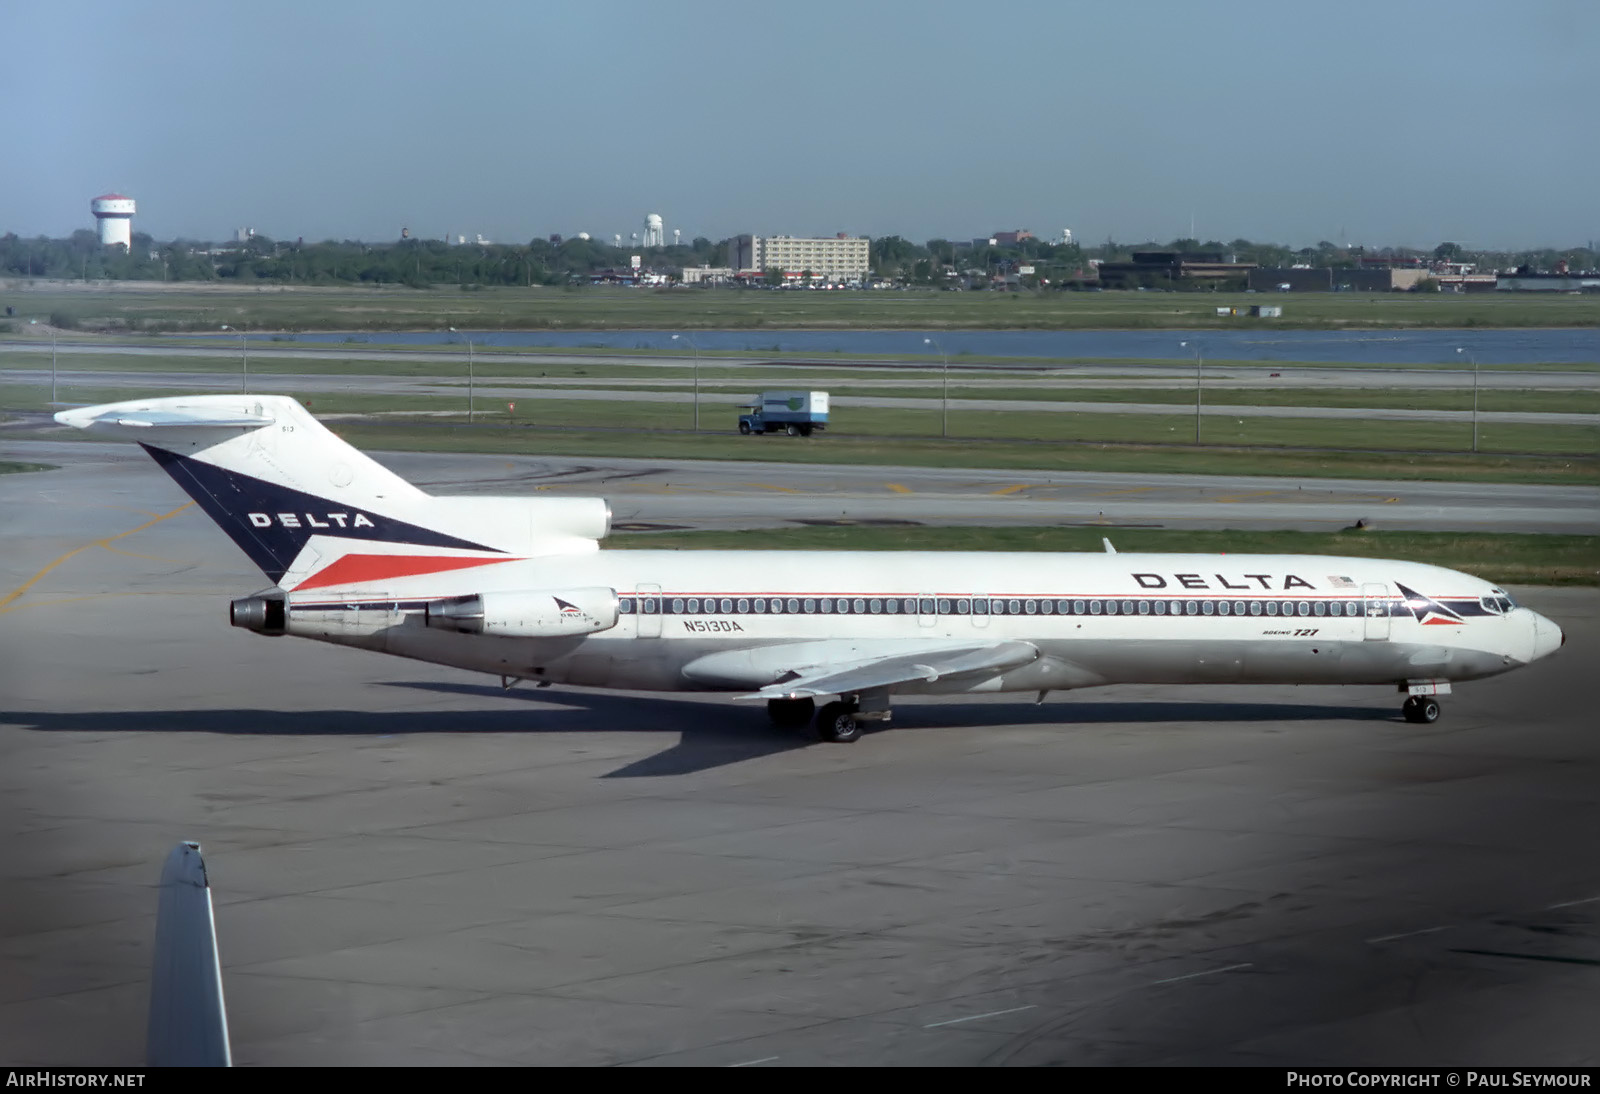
[5,686,1391,778]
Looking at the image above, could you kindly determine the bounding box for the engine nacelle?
[424,587,619,638]
[230,595,286,635]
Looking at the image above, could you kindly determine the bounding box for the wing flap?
[746,639,1039,700]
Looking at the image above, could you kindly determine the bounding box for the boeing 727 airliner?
[57,396,1564,742]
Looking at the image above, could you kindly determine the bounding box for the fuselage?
[278,549,1563,695]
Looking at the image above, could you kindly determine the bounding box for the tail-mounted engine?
[230,595,286,635]
[424,587,619,638]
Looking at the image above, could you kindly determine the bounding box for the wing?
[147,842,232,1067]
[743,639,1040,700]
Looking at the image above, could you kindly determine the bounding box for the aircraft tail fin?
[56,396,610,589]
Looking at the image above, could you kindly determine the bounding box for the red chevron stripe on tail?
[295,553,516,591]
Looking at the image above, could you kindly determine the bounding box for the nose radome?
[1531,612,1564,661]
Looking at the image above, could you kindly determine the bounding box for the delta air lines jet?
[57,396,1565,742]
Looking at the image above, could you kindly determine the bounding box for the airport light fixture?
[1457,347,1479,453]
[448,327,475,423]
[30,318,57,405]
[219,325,247,394]
[922,337,949,438]
[1180,340,1203,444]
[671,333,700,431]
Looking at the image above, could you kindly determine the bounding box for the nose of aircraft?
[1529,611,1565,662]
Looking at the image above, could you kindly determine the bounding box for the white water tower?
[644,213,664,248]
[91,193,136,248]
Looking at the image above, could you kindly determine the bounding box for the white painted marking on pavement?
[1367,926,1450,944]
[1150,962,1253,985]
[923,1004,1037,1028]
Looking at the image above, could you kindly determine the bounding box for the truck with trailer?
[737,390,829,436]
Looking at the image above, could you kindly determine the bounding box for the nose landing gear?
[1402,695,1441,724]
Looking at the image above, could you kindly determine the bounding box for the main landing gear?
[1402,695,1441,724]
[766,697,813,730]
[815,700,862,743]
[769,693,890,743]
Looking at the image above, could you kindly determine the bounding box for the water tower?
[644,213,664,248]
[91,193,136,248]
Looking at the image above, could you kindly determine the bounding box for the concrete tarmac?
[1,446,1597,1065]
[4,340,1599,389]
[5,440,1599,534]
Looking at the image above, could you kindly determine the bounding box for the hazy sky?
[5,1,1595,250]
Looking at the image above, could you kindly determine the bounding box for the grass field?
[0,460,53,475]
[3,281,1597,332]
[4,382,1594,460]
[310,419,1595,486]
[607,526,1600,587]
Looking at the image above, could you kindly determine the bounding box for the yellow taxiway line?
[0,502,193,616]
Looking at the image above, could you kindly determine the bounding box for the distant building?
[1096,251,1255,288]
[992,229,1034,246]
[1248,267,1431,292]
[728,233,870,280]
[1496,272,1600,292]
[679,265,732,285]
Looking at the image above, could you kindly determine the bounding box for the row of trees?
[0,232,728,288]
[3,230,1594,289]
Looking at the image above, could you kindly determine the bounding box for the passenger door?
[1362,582,1391,642]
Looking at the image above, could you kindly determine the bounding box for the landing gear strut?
[767,697,814,730]
[816,700,862,743]
[1402,695,1441,724]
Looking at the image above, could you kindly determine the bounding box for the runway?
[4,340,1600,389]
[6,361,1599,428]
[8,439,1597,534]
[0,448,1596,1065]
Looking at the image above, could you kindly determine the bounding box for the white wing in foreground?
[741,640,1040,700]
[147,842,232,1067]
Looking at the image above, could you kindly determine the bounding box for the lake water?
[230,328,1597,365]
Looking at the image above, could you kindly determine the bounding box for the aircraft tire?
[816,702,862,743]
[1402,696,1441,724]
[767,697,814,729]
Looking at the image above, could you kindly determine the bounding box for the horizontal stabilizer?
[55,402,274,435]
[742,639,1040,700]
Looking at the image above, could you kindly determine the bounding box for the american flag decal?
[1328,575,1356,589]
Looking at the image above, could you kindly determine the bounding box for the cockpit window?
[1480,595,1502,614]
[1491,589,1516,611]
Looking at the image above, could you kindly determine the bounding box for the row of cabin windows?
[618,596,1379,618]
